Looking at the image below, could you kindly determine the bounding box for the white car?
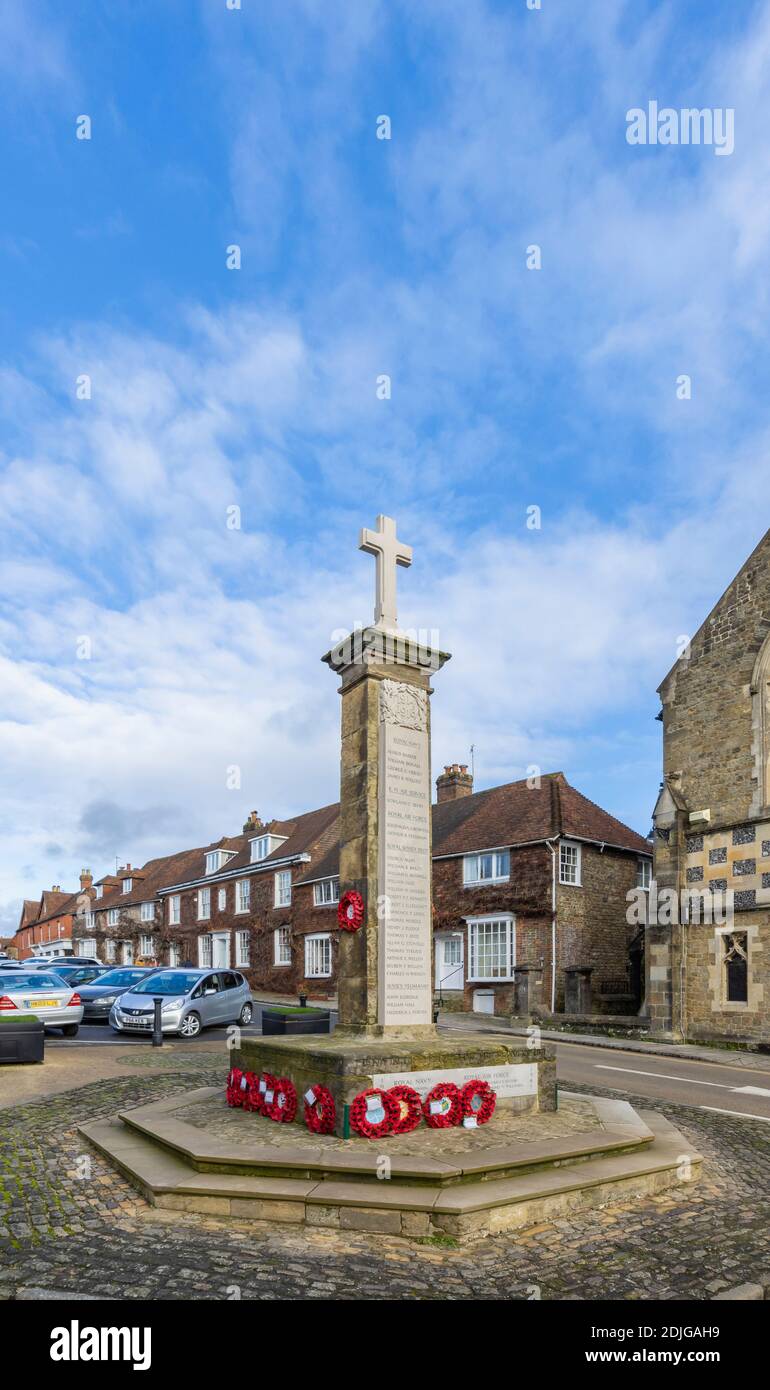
[0,969,84,1036]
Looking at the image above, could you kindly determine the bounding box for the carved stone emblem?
[379,678,428,731]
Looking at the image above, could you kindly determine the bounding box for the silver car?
[0,969,84,1036]
[109,968,253,1038]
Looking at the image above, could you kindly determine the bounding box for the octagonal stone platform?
[79,1088,702,1243]
[233,1029,556,1136]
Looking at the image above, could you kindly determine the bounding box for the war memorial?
[81,518,699,1240]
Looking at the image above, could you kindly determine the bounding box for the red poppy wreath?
[349,1087,399,1139]
[388,1084,423,1134]
[460,1078,496,1126]
[337,889,364,932]
[303,1083,336,1135]
[226,1067,246,1108]
[264,1076,297,1123]
[246,1070,277,1115]
[423,1082,462,1129]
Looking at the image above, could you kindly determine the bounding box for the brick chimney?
[243,810,264,833]
[436,763,474,803]
[79,868,93,891]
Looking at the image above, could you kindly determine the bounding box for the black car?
[76,967,162,1021]
[46,963,110,987]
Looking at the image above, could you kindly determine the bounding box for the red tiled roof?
[18,774,647,937]
[432,772,650,857]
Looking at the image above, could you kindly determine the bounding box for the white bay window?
[467,915,515,981]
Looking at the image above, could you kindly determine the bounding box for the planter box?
[262,1008,331,1036]
[0,1014,45,1064]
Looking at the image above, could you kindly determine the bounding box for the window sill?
[468,977,514,984]
[463,879,510,889]
[273,961,291,969]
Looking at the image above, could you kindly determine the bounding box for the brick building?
[16,769,648,1018]
[649,527,770,1044]
[13,884,88,959]
[431,768,649,1017]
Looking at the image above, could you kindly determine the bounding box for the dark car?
[39,963,110,987]
[77,967,162,1022]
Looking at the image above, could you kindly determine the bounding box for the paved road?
[45,1003,338,1047]
[556,1040,770,1121]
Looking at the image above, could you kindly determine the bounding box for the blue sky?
[1,0,769,929]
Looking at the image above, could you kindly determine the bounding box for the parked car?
[0,969,84,1036]
[34,963,109,987]
[21,956,70,968]
[26,955,102,969]
[78,967,161,1022]
[110,969,253,1038]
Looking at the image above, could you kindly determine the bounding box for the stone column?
[323,626,449,1037]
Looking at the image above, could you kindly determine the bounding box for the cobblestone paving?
[172,1090,601,1154]
[1,1068,768,1300]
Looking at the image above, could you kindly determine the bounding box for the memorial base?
[236,1029,556,1136]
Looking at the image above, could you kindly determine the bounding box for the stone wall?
[556,845,641,1012]
[659,534,770,826]
[652,528,770,1042]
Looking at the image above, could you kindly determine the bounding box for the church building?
[649,527,770,1043]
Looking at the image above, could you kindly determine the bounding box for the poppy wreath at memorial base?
[265,1076,297,1123]
[303,1083,336,1134]
[388,1084,423,1134]
[226,1067,246,1108]
[249,1071,279,1115]
[423,1082,463,1128]
[350,1087,400,1139]
[460,1078,496,1127]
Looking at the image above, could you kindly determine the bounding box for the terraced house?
[14,877,93,959]
[15,772,650,1018]
[650,526,770,1044]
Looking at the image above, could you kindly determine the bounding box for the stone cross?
[359,514,412,631]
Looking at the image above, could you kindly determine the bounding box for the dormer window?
[205,849,236,876]
[122,878,132,894]
[95,885,103,900]
[250,834,289,863]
